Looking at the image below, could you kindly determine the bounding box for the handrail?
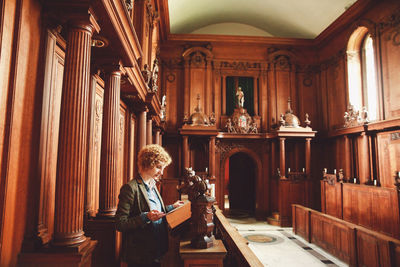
[214,207,264,267]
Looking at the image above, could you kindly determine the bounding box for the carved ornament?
[343,105,369,128]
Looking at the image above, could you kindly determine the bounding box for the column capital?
[44,3,100,34]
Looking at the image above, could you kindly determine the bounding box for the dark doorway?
[228,152,256,216]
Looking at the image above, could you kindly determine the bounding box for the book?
[166,201,191,229]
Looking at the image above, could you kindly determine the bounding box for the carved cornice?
[219,61,262,71]
[320,49,346,71]
[379,8,400,31]
[162,58,184,69]
[215,140,264,162]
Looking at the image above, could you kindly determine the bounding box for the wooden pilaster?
[98,63,122,217]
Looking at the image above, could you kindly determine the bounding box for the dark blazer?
[115,177,170,264]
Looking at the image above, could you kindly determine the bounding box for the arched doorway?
[226,152,256,216]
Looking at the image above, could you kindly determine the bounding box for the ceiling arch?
[168,0,358,39]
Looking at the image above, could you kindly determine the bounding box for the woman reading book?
[116,144,184,267]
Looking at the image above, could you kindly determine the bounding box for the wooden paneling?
[161,178,180,206]
[321,181,342,218]
[0,0,42,264]
[278,179,307,226]
[293,205,400,267]
[309,212,354,265]
[118,103,128,194]
[321,181,400,239]
[376,130,400,188]
[36,31,64,243]
[86,75,104,217]
[380,21,400,120]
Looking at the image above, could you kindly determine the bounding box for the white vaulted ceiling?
[168,0,358,39]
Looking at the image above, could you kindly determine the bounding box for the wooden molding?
[314,0,375,48]
[167,33,313,46]
[96,0,142,66]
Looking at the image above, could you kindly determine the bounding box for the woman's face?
[144,163,166,181]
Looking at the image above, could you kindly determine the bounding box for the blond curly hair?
[137,144,172,171]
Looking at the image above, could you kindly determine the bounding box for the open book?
[166,201,191,229]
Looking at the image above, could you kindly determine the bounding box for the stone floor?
[227,215,348,267]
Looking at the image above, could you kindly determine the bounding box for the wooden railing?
[213,207,264,267]
[292,204,400,267]
[321,179,400,239]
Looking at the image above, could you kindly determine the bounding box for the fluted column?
[279,138,286,178]
[305,138,311,178]
[146,118,153,145]
[98,64,121,217]
[138,108,147,150]
[344,135,351,180]
[154,128,161,145]
[209,137,216,179]
[53,20,96,247]
[183,135,189,169]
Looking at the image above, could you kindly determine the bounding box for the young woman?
[116,144,183,267]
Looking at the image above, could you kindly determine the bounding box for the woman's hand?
[147,210,165,221]
[172,200,185,209]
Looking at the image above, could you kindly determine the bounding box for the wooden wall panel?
[86,75,104,217]
[380,25,400,119]
[164,68,183,131]
[297,71,318,130]
[119,103,127,193]
[36,31,64,243]
[376,130,400,188]
[294,205,400,267]
[342,184,399,239]
[326,58,347,130]
[0,0,42,265]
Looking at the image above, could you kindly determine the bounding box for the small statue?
[279,113,285,126]
[160,95,166,121]
[338,169,345,183]
[304,113,311,127]
[236,86,244,108]
[141,64,151,88]
[344,112,350,127]
[225,118,235,133]
[249,122,258,133]
[183,113,189,125]
[151,59,159,92]
[361,106,369,124]
[209,112,216,126]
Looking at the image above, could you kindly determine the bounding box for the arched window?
[347,27,379,121]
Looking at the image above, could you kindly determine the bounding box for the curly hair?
[137,144,172,171]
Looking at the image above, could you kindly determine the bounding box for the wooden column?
[154,128,161,145]
[128,114,136,179]
[184,60,190,118]
[146,118,153,145]
[359,132,371,184]
[279,138,286,178]
[344,135,351,180]
[183,135,189,169]
[305,138,311,178]
[205,58,212,115]
[253,76,258,116]
[52,18,97,247]
[138,108,147,150]
[209,136,216,179]
[98,64,121,217]
[222,75,226,115]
